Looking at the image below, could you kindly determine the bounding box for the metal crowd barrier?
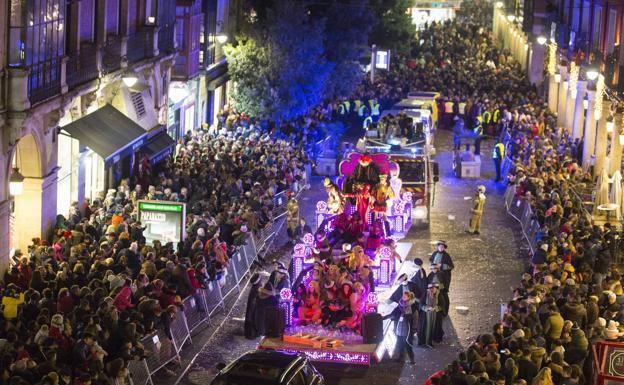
[127,183,311,384]
[503,185,539,254]
[128,232,259,383]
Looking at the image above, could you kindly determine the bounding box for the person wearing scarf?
[418,283,446,347]
[385,290,417,364]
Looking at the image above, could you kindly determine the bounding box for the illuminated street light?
[122,72,138,87]
[554,73,561,83]
[507,15,515,22]
[495,1,503,8]
[9,167,24,196]
[536,35,547,45]
[586,68,599,81]
[216,33,229,44]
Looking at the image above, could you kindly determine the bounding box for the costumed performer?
[324,177,344,215]
[286,192,300,245]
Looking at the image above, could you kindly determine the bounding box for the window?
[79,0,95,43]
[593,6,602,50]
[606,8,617,54]
[131,92,147,119]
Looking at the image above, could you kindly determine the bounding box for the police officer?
[492,138,505,182]
[467,185,486,235]
[370,98,381,122]
[472,117,483,155]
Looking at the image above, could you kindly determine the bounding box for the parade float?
[258,152,413,366]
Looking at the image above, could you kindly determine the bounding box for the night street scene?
[4,0,624,384]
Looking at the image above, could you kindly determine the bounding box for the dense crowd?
[0,124,311,385]
[406,2,619,385]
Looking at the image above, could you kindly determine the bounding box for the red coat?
[57,295,74,315]
[113,286,135,311]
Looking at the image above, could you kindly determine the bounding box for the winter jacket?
[560,302,588,330]
[543,311,564,340]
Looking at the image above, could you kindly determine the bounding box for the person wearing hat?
[418,283,446,347]
[244,273,263,339]
[429,241,454,315]
[384,290,417,363]
[286,191,300,245]
[267,260,290,292]
[324,177,344,215]
[256,282,279,335]
[410,258,428,297]
[467,185,486,235]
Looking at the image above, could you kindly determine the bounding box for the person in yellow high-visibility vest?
[467,185,486,235]
[492,137,505,182]
[370,99,381,122]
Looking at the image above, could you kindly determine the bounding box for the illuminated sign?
[375,50,390,70]
[138,200,186,245]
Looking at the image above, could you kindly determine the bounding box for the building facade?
[168,0,233,143]
[0,0,182,272]
[494,0,624,182]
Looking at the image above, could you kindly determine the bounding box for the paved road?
[176,130,528,385]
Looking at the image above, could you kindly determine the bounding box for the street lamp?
[586,68,599,81]
[536,35,547,45]
[583,95,589,110]
[607,118,615,133]
[495,1,503,8]
[122,72,138,87]
[507,15,515,22]
[216,33,228,44]
[9,167,24,197]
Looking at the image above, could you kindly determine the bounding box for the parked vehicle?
[211,350,325,385]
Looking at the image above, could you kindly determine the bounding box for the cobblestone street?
[175,131,528,385]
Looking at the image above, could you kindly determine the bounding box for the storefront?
[167,79,200,142]
[59,104,147,207]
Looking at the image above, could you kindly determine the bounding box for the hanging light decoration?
[594,74,605,121]
[548,42,557,76]
[569,62,579,99]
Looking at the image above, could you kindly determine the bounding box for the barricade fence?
[503,184,539,254]
[128,185,307,383]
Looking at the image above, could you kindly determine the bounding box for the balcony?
[102,36,123,74]
[158,23,176,55]
[127,29,156,63]
[28,59,62,104]
[66,45,99,89]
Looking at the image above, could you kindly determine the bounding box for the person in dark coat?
[244,273,263,339]
[255,282,278,336]
[429,241,453,314]
[268,262,290,292]
[409,258,428,297]
[418,283,446,347]
[384,291,417,364]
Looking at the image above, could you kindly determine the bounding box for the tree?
[224,0,332,122]
[309,0,375,99]
[368,0,415,56]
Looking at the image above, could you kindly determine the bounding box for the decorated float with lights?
[258,153,414,366]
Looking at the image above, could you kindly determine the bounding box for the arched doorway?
[10,133,43,255]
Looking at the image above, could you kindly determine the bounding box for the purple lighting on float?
[379,246,392,259]
[380,260,390,286]
[367,292,379,306]
[303,233,314,245]
[293,243,306,255]
[280,288,293,301]
[402,191,412,201]
[262,348,371,365]
[316,201,327,212]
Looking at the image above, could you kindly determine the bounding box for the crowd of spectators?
[0,121,311,385]
[409,2,621,385]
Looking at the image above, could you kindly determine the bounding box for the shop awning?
[144,130,175,164]
[62,104,148,166]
